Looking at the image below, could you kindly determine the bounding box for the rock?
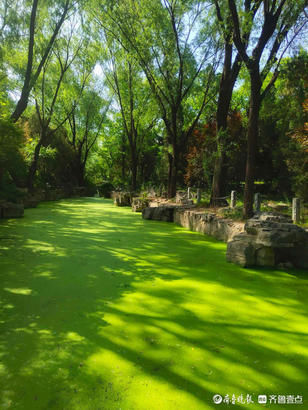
[267,202,289,212]
[255,246,275,267]
[176,191,187,203]
[44,188,66,201]
[179,199,194,206]
[111,191,132,207]
[23,195,40,208]
[72,187,87,197]
[227,212,308,269]
[174,209,244,242]
[0,201,24,218]
[212,198,229,207]
[277,262,294,270]
[226,233,256,267]
[142,206,175,222]
[132,197,150,212]
[245,212,305,248]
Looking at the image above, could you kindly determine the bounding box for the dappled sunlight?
[0,198,308,409]
[4,287,33,295]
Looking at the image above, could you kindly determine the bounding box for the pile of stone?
[175,191,193,206]
[227,212,308,268]
[0,201,24,218]
[111,191,132,207]
[174,208,244,242]
[142,205,176,222]
[132,197,150,212]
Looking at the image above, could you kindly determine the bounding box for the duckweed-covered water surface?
[0,198,307,409]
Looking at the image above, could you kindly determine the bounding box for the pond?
[0,198,307,409]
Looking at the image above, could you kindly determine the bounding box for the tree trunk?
[211,98,229,205]
[167,148,177,198]
[27,137,43,191]
[131,150,137,192]
[78,163,85,186]
[211,43,241,205]
[243,68,261,218]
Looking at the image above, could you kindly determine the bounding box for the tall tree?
[104,41,158,191]
[66,89,110,186]
[228,0,307,217]
[210,0,262,205]
[11,0,73,122]
[27,25,83,190]
[95,0,218,197]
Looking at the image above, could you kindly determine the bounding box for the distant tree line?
[0,0,307,216]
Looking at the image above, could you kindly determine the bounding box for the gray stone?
[142,206,175,222]
[132,197,150,212]
[0,202,24,218]
[23,195,40,208]
[197,189,201,204]
[111,191,132,207]
[174,209,244,242]
[213,198,229,207]
[292,198,300,223]
[277,262,294,270]
[255,247,275,267]
[44,188,66,201]
[176,191,186,203]
[226,234,256,267]
[227,212,308,269]
[187,187,191,199]
[180,199,194,206]
[230,191,236,208]
[254,193,261,212]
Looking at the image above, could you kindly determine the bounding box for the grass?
[0,198,308,410]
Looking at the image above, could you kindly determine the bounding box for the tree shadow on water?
[0,198,307,409]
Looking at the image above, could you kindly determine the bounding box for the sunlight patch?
[4,287,33,295]
[65,331,85,342]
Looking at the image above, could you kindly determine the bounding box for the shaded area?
[0,198,307,409]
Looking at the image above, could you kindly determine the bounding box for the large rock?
[142,206,175,222]
[111,191,132,207]
[72,186,87,197]
[0,201,24,218]
[227,212,308,268]
[23,195,40,208]
[226,233,257,266]
[245,212,306,248]
[174,209,244,242]
[44,188,66,201]
[132,197,150,212]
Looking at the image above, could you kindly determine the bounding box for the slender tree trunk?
[131,147,137,192]
[27,136,43,191]
[77,162,85,186]
[11,0,38,122]
[11,0,69,122]
[211,43,241,205]
[167,146,177,198]
[211,96,229,205]
[243,68,261,218]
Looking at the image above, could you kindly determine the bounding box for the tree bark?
[11,0,38,122]
[243,67,261,218]
[211,42,241,205]
[11,0,70,122]
[78,162,85,186]
[27,134,44,191]
[167,146,178,198]
[131,145,137,192]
